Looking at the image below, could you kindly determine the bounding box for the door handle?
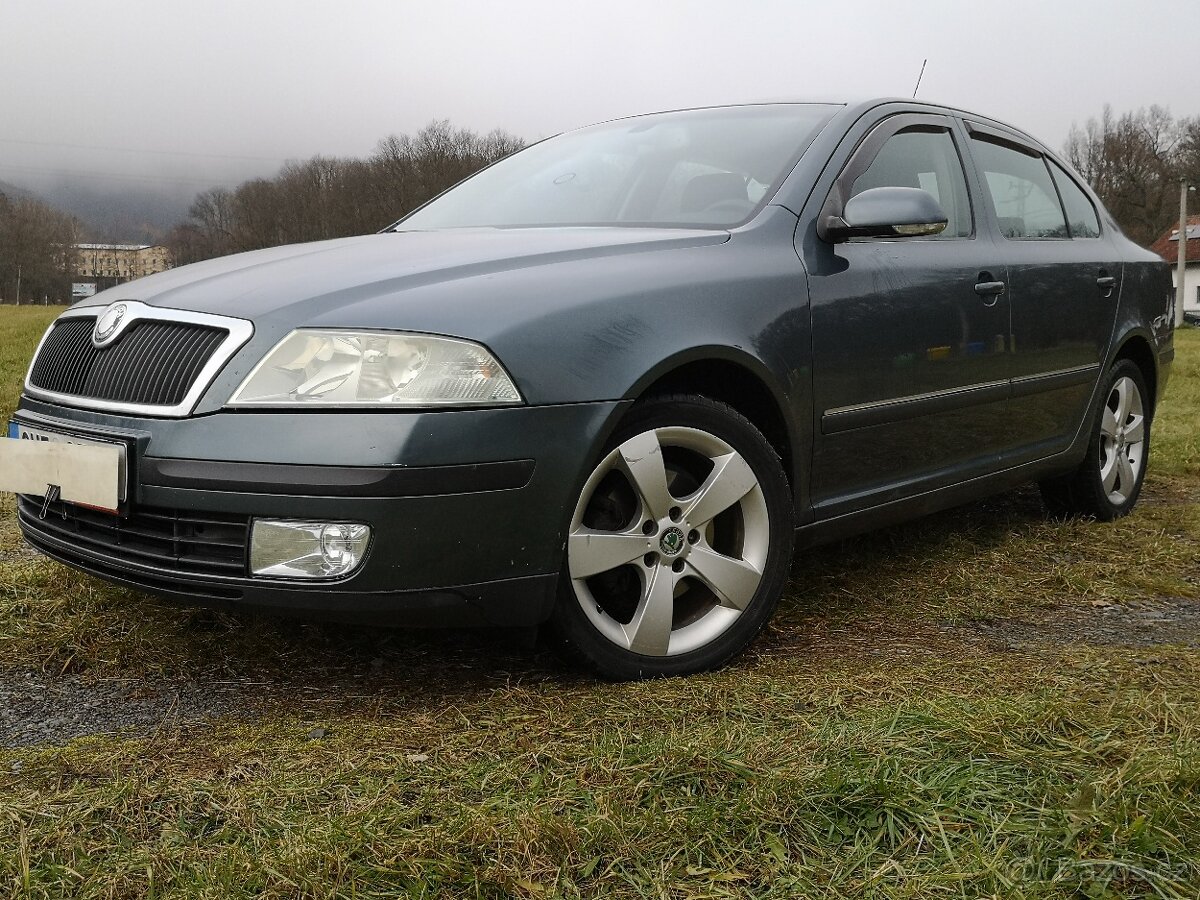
[1097,275,1116,296]
[974,280,1006,295]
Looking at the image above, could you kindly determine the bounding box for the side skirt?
[794,443,1083,549]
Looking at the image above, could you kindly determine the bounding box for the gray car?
[3,99,1175,679]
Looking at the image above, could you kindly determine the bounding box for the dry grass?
[0,306,62,425]
[0,311,1198,898]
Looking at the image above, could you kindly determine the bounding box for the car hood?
[75,227,730,324]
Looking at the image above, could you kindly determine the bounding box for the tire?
[1039,359,1150,521]
[550,394,793,680]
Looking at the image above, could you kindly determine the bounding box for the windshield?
[395,104,838,230]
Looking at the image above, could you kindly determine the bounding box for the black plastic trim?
[822,364,1101,435]
[823,379,1008,434]
[1009,364,1099,400]
[140,457,536,497]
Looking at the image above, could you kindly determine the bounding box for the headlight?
[228,330,522,407]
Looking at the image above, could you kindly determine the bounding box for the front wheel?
[550,394,793,680]
[1040,359,1150,520]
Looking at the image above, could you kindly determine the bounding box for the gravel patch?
[0,670,264,748]
[3,596,1198,749]
[960,596,1200,650]
[0,546,38,566]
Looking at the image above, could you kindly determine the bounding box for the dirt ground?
[4,585,1196,750]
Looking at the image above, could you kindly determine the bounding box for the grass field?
[1,304,1198,898]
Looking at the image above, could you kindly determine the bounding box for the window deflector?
[963,119,1042,157]
[817,113,967,243]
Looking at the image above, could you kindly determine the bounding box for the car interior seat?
[680,172,749,213]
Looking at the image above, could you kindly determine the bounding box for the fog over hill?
[0,134,280,243]
[28,177,199,244]
[0,179,34,200]
[0,161,275,244]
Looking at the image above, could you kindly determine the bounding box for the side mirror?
[821,186,949,243]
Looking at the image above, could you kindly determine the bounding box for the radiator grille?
[28,316,228,408]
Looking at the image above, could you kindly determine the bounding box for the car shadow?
[3,481,1131,747]
[111,484,1055,700]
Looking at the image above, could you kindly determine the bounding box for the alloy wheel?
[567,426,770,657]
[1098,375,1145,505]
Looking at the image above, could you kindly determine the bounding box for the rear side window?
[1048,161,1101,238]
[849,127,972,238]
[969,137,1068,240]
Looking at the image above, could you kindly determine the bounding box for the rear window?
[969,137,1068,240]
[1048,160,1101,238]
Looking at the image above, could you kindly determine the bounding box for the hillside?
[0,178,35,200]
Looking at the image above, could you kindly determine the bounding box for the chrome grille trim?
[24,301,254,418]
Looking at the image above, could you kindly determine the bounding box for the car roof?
[625,97,1048,153]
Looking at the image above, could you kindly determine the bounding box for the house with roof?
[1150,215,1200,317]
[69,243,173,298]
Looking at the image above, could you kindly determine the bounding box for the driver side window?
[849,127,973,239]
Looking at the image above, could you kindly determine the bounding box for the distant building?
[72,243,172,295]
[1149,215,1200,316]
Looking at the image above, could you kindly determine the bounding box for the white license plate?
[1,422,127,511]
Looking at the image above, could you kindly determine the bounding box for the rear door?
[964,124,1121,460]
[803,114,1015,517]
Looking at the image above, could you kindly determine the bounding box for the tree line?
[1065,105,1200,246]
[0,193,80,304]
[165,120,524,265]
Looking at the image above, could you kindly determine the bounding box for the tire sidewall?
[551,395,793,680]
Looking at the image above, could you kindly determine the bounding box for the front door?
[803,115,1013,517]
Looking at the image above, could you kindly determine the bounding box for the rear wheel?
[1040,359,1150,520]
[551,394,792,680]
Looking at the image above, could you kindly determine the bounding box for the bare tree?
[184,187,237,258]
[372,120,523,219]
[1065,105,1194,246]
[1179,117,1200,184]
[0,193,80,304]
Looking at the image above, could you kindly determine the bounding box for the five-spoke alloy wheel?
[1098,374,1146,506]
[551,394,791,680]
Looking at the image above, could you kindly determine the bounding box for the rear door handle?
[974,280,1006,296]
[1097,275,1116,290]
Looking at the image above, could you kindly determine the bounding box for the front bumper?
[13,396,626,626]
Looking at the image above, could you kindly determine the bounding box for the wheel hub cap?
[659,526,685,557]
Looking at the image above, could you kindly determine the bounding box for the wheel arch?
[626,348,797,496]
[1113,331,1159,418]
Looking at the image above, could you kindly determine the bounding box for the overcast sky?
[0,0,1193,192]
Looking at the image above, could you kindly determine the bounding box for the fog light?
[250,520,371,578]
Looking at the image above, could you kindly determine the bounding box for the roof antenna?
[912,58,927,98]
